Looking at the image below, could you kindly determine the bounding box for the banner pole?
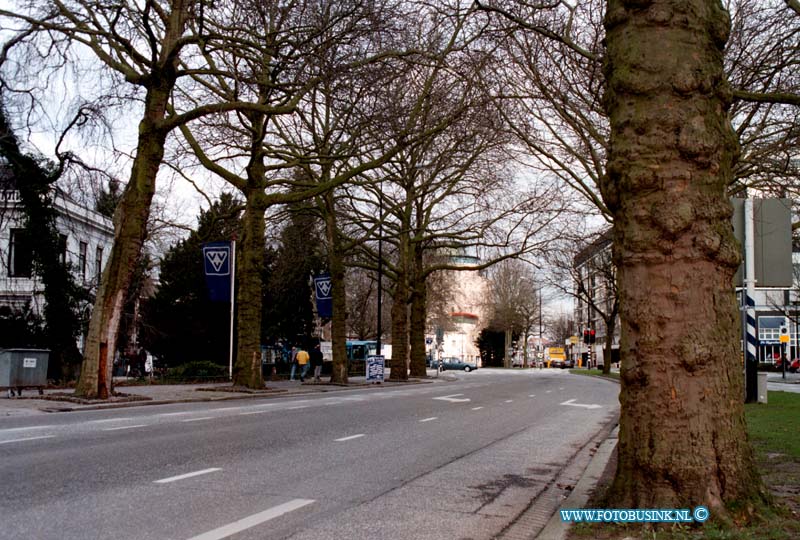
[229,240,236,381]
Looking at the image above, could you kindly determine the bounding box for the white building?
[0,186,114,315]
[429,254,490,365]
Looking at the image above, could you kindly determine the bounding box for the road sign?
[780,319,790,343]
[366,355,385,383]
[569,336,579,345]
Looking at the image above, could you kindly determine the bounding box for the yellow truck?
[546,347,567,368]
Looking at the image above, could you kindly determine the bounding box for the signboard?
[569,336,579,345]
[23,357,36,368]
[366,355,385,383]
[731,198,792,287]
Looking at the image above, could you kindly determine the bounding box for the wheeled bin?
[0,349,50,397]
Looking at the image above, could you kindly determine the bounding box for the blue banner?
[202,241,232,303]
[314,272,332,318]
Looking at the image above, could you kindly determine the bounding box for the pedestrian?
[310,343,324,382]
[296,347,310,382]
[289,347,299,381]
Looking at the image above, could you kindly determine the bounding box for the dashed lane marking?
[0,435,55,445]
[186,499,314,540]
[154,468,222,484]
[335,434,365,442]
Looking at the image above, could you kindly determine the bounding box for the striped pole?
[744,198,758,402]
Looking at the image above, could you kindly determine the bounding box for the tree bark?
[389,233,410,381]
[408,247,427,377]
[603,0,763,514]
[324,191,349,384]
[231,188,267,389]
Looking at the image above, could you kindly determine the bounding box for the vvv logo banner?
[314,272,332,319]
[202,242,232,303]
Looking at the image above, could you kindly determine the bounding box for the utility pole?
[376,189,383,356]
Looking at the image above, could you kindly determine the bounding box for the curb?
[536,426,619,540]
[15,377,437,414]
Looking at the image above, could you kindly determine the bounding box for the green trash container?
[0,349,50,397]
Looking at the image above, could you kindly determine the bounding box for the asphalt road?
[0,369,619,540]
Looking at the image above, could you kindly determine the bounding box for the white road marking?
[102,424,148,431]
[560,399,602,410]
[529,394,536,397]
[545,390,552,393]
[335,434,365,442]
[159,412,191,417]
[238,410,274,416]
[89,418,136,424]
[419,417,437,423]
[559,387,565,390]
[0,425,56,433]
[186,499,315,540]
[154,468,222,484]
[471,406,484,410]
[287,406,309,410]
[0,435,55,445]
[181,417,215,423]
[433,394,470,403]
[504,400,513,403]
[212,407,243,412]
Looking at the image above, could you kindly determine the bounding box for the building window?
[95,246,103,282]
[8,228,32,277]
[59,234,67,265]
[79,241,88,280]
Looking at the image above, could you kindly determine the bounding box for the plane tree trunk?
[603,0,763,516]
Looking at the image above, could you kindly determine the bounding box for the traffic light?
[583,330,590,344]
[589,329,596,343]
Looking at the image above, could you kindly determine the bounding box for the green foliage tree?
[140,194,241,369]
[262,205,326,347]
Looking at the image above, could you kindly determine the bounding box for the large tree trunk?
[408,260,427,377]
[232,188,267,389]
[603,0,762,514]
[75,89,169,398]
[74,2,190,399]
[324,192,349,384]
[389,233,410,381]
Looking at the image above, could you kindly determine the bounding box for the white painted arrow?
[560,399,602,410]
[433,393,471,403]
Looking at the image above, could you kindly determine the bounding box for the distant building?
[573,230,619,367]
[0,178,114,323]
[428,254,490,365]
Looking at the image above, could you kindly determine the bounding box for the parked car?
[440,357,478,372]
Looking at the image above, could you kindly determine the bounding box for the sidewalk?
[0,372,449,417]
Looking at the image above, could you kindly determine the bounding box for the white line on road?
[560,399,602,410]
[238,410,274,416]
[433,394,471,403]
[89,418,137,424]
[287,406,309,410]
[504,400,513,403]
[0,435,55,445]
[159,412,191,417]
[471,406,484,410]
[154,468,222,484]
[545,390,552,393]
[181,417,215,423]
[212,407,243,412]
[102,424,148,431]
[186,499,314,540]
[0,425,56,433]
[335,434,365,442]
[529,394,535,397]
[419,417,437,423]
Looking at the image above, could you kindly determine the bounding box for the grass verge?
[565,390,800,540]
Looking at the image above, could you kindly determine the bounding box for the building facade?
[0,187,114,319]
